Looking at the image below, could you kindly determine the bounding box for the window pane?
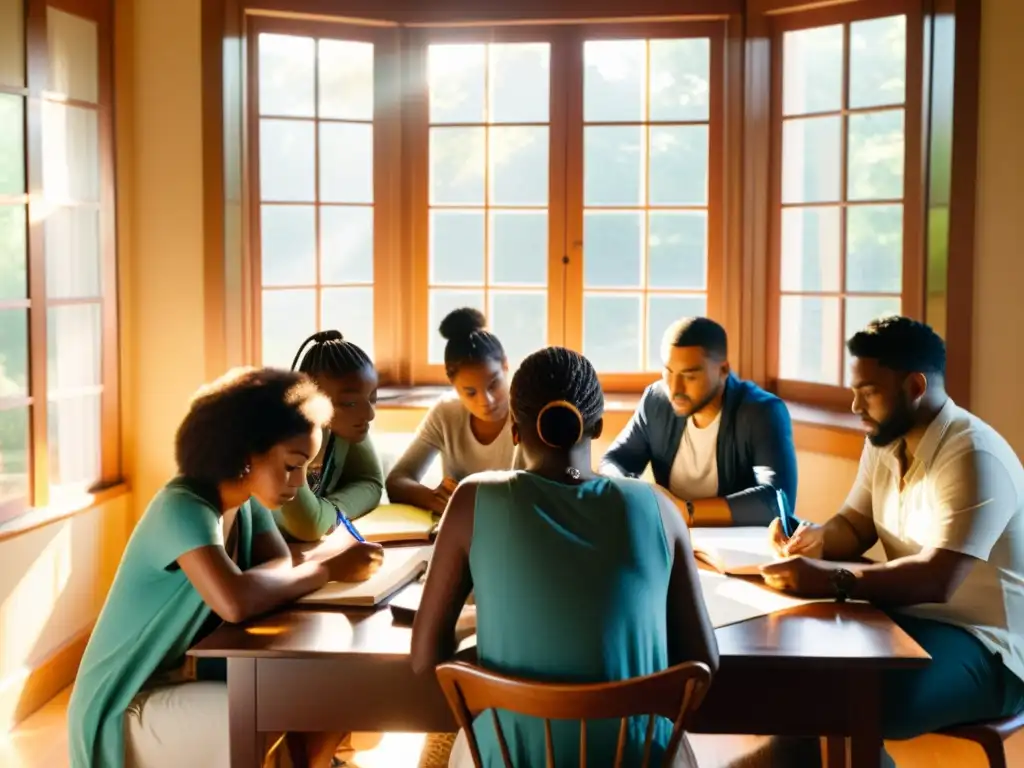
[429,44,485,124]
[430,210,484,285]
[42,102,99,203]
[45,206,101,299]
[584,126,643,206]
[0,406,29,505]
[489,43,550,124]
[262,289,316,368]
[0,308,28,396]
[782,25,843,116]
[47,8,98,104]
[584,40,645,123]
[428,289,484,364]
[0,204,27,300]
[321,206,373,284]
[779,295,840,384]
[321,287,374,356]
[648,211,706,290]
[489,291,546,365]
[782,116,841,204]
[584,294,642,372]
[848,110,905,201]
[490,211,547,286]
[584,212,642,288]
[846,205,902,293]
[319,123,373,204]
[649,38,710,122]
[489,126,548,206]
[0,95,24,196]
[647,294,707,370]
[261,205,315,286]
[850,16,906,109]
[47,304,101,393]
[259,119,315,202]
[780,207,841,292]
[430,127,485,205]
[258,34,315,118]
[318,39,373,121]
[48,393,100,494]
[0,0,25,88]
[649,125,707,205]
[844,296,901,385]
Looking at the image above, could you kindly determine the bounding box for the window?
[0,0,119,522]
[768,3,922,400]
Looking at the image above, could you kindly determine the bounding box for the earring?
[240,464,251,478]
[565,466,582,481]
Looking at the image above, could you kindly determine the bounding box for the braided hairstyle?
[439,308,506,380]
[510,347,604,450]
[291,330,373,377]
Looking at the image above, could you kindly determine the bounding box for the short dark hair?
[662,316,728,360]
[291,329,373,377]
[846,315,946,376]
[510,346,604,450]
[175,367,332,485]
[439,307,506,379]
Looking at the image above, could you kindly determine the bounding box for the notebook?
[690,526,781,576]
[298,545,432,607]
[354,504,439,544]
[698,569,827,628]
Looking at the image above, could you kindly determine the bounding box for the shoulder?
[935,407,1024,484]
[426,393,466,426]
[730,377,790,422]
[637,383,672,417]
[143,479,219,523]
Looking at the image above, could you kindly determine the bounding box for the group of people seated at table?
[66,307,1024,768]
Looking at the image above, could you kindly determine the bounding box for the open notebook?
[298,545,432,607]
[690,526,781,576]
[354,504,438,544]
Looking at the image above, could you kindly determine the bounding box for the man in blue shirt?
[600,317,798,533]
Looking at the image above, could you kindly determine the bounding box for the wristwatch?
[830,568,857,603]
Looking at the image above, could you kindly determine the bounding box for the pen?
[337,509,366,543]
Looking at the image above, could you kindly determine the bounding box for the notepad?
[354,504,439,543]
[698,570,826,628]
[298,546,432,607]
[690,526,781,576]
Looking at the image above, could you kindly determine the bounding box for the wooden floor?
[3,688,1022,767]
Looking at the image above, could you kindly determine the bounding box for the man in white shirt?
[764,316,1024,762]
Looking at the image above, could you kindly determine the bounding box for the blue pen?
[337,510,366,543]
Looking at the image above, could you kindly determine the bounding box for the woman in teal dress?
[411,347,719,767]
[275,330,385,541]
[67,368,383,768]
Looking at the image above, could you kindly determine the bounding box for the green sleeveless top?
[469,472,674,767]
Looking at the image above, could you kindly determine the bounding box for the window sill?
[377,387,865,460]
[0,482,131,543]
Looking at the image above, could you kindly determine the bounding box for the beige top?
[841,398,1024,683]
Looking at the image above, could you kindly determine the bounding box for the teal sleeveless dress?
[468,472,674,767]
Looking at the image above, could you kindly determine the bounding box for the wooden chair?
[434,661,713,768]
[938,711,1024,768]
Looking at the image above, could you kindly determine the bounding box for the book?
[690,526,781,576]
[388,580,425,624]
[698,570,826,628]
[354,504,439,544]
[298,545,432,607]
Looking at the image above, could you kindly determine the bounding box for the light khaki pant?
[124,682,229,768]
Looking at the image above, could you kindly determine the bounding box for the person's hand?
[430,476,458,514]
[759,556,834,597]
[783,521,825,559]
[768,517,789,556]
[321,542,384,583]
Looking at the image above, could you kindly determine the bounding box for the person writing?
[601,317,798,533]
[764,316,1024,767]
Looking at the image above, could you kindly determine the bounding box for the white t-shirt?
[840,398,1024,683]
[668,412,721,500]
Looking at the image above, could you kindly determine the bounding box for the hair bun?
[439,307,487,341]
[536,400,584,450]
[313,330,344,343]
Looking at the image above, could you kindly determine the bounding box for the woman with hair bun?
[385,307,521,514]
[411,346,719,767]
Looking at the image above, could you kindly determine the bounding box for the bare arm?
[385,438,448,514]
[411,483,475,674]
[844,547,978,606]
[655,488,719,674]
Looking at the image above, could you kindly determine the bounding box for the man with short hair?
[600,317,799,532]
[765,316,1024,762]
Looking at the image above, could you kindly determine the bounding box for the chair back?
[434,661,713,768]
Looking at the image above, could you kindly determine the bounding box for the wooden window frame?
[0,0,120,525]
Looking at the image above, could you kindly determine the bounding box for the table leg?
[849,671,883,768]
[228,657,262,768]
[824,736,848,767]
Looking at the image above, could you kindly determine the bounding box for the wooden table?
[191,600,929,768]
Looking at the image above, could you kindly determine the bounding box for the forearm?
[387,476,443,513]
[230,559,328,622]
[275,485,336,542]
[845,554,956,606]
[327,480,383,521]
[822,514,874,561]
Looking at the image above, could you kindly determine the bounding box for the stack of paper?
[298,545,432,607]
[690,526,780,576]
[354,504,438,544]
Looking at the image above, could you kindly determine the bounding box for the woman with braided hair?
[411,346,718,767]
[275,330,385,541]
[386,308,522,514]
